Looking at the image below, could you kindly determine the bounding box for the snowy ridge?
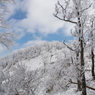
[0,41,64,69]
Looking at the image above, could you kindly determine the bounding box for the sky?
[0,0,75,57]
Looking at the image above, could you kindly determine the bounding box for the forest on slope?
[0,41,95,95]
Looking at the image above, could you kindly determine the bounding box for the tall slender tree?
[54,0,94,95]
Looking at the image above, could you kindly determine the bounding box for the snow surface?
[19,56,44,70]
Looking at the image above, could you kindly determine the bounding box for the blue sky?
[0,0,74,57]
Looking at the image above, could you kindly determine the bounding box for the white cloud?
[63,22,75,36]
[8,19,25,38]
[6,0,95,38]
[8,0,72,36]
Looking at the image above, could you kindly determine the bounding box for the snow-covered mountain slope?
[0,41,65,70]
[0,41,94,95]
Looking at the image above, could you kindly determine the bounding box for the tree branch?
[62,40,75,51]
[54,1,77,24]
[80,3,92,14]
[69,80,95,91]
[54,14,77,24]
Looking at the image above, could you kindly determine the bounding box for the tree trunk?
[77,79,82,91]
[77,9,87,95]
[80,39,87,95]
[91,49,95,79]
[76,52,82,91]
[91,31,95,80]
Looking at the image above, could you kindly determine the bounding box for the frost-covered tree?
[0,0,14,28]
[0,32,17,50]
[87,15,95,79]
[54,0,94,95]
[0,63,44,95]
[0,0,16,50]
[0,0,16,94]
[67,40,82,91]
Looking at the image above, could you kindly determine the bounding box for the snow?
[20,56,44,70]
[54,88,81,95]
[0,41,95,95]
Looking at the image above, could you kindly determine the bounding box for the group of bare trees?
[54,0,95,95]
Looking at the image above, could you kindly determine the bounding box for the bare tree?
[0,32,17,50]
[0,0,14,28]
[0,0,16,50]
[54,0,94,95]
